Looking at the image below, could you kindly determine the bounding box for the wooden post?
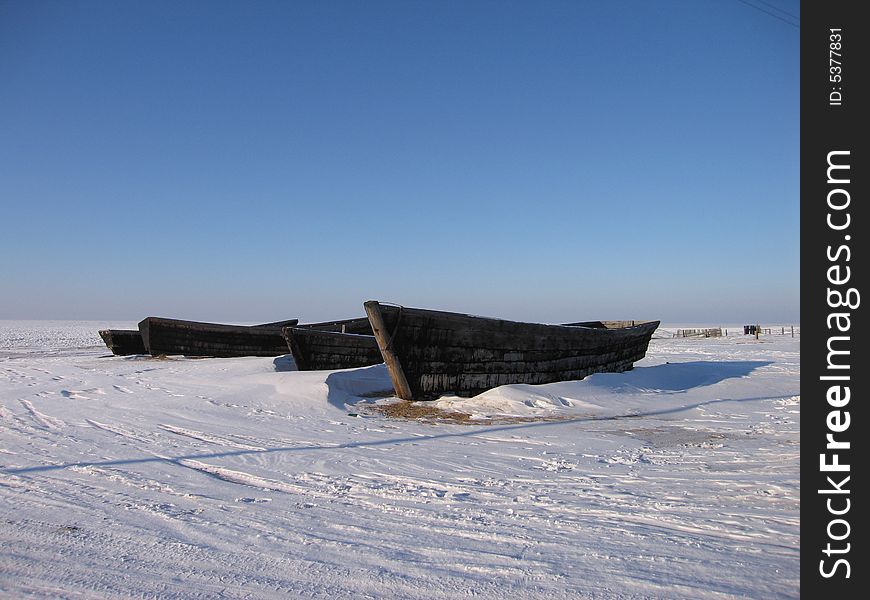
[791,325,794,337]
[364,301,415,400]
[755,323,759,340]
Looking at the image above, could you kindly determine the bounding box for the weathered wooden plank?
[365,301,658,400]
[411,341,642,364]
[294,317,373,336]
[98,329,147,356]
[410,348,646,375]
[419,356,642,396]
[138,317,298,357]
[283,327,383,371]
[364,301,414,400]
[374,319,651,353]
[255,318,303,328]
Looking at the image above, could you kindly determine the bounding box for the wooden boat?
[282,317,380,371]
[138,317,298,357]
[283,328,382,371]
[98,329,147,356]
[293,317,373,336]
[364,301,659,400]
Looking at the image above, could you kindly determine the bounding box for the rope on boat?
[385,305,404,351]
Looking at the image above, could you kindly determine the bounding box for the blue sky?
[0,0,799,324]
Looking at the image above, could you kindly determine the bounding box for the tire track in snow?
[70,465,200,500]
[19,399,66,430]
[173,461,461,514]
[158,424,267,451]
[0,474,28,490]
[176,459,303,494]
[85,419,151,443]
[0,404,45,437]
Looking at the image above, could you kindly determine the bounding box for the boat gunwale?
[367,304,657,333]
[138,317,299,332]
[283,327,376,340]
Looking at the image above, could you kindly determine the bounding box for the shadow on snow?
[584,360,772,393]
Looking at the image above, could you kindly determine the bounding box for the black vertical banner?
[802,1,867,595]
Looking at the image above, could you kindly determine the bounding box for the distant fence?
[744,325,798,336]
[674,328,723,338]
[662,325,799,340]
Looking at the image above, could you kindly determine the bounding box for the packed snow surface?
[0,322,799,598]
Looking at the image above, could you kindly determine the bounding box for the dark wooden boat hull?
[364,301,660,400]
[283,327,383,371]
[138,317,298,357]
[98,329,147,356]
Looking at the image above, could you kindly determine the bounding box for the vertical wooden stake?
[364,301,415,401]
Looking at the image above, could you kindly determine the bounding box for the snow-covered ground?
[0,322,799,598]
